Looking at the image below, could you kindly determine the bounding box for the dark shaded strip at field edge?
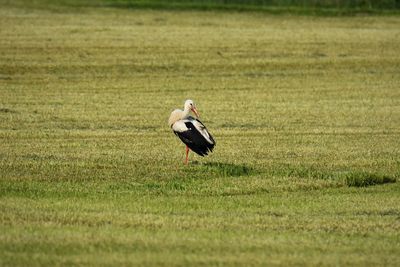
[102,0,400,16]
[4,0,400,16]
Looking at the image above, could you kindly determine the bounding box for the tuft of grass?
[269,164,397,188]
[345,172,397,187]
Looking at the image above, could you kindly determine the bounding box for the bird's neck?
[181,107,190,119]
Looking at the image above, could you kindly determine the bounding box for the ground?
[0,1,400,266]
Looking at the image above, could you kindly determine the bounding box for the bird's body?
[169,100,215,164]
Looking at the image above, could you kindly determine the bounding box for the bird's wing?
[172,118,215,156]
[172,120,189,132]
[188,117,215,145]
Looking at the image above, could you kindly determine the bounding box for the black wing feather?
[174,120,215,157]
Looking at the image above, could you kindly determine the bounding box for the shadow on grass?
[188,161,254,177]
[0,107,17,113]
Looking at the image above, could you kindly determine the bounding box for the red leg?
[185,145,189,165]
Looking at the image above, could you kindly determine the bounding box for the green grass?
[1,1,400,266]
[345,172,396,187]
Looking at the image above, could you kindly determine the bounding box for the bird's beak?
[191,107,200,118]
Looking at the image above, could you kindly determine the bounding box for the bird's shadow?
[186,161,254,177]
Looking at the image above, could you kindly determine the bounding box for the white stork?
[168,99,215,164]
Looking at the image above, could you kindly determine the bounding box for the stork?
[168,100,215,164]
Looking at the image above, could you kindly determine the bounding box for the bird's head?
[184,99,200,118]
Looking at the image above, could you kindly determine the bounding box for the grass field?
[1,1,400,266]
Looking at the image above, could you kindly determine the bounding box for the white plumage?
[169,100,215,164]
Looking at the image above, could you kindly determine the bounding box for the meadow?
[1,1,400,266]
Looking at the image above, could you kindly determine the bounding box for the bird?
[168,99,215,164]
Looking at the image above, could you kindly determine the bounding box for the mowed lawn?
[1,2,400,266]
